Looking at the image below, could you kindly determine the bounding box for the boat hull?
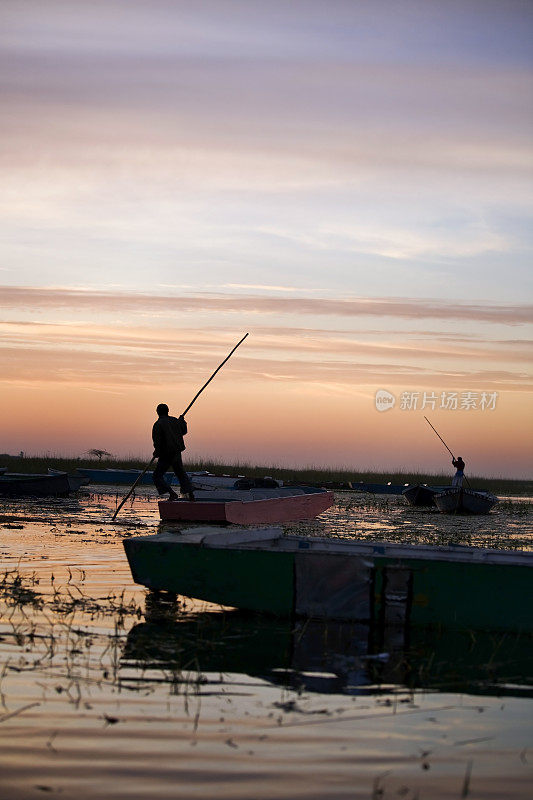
[123,529,533,631]
[0,473,71,497]
[352,481,450,496]
[77,468,176,485]
[434,488,498,514]
[76,468,261,489]
[158,488,334,524]
[402,484,447,506]
[48,469,90,491]
[350,482,409,494]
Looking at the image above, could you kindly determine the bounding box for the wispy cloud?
[1,315,531,394]
[1,286,532,324]
[222,283,304,292]
[2,319,531,364]
[2,341,531,393]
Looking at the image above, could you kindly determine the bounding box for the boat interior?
[150,526,532,566]
[167,485,326,503]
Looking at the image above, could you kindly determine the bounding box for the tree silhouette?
[85,449,113,461]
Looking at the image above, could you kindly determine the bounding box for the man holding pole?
[112,334,248,521]
[152,403,195,501]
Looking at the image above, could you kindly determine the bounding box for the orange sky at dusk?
[1,286,531,477]
[1,2,532,478]
[2,361,532,478]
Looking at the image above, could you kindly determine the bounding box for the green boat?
[123,527,533,632]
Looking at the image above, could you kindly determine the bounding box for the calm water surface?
[0,488,531,799]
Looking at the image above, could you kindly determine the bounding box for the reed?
[1,454,531,495]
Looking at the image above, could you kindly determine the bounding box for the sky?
[1,0,532,477]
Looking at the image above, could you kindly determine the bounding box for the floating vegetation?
[496,499,533,516]
[1,569,142,623]
[0,571,42,610]
[284,491,533,551]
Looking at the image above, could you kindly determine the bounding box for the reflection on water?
[124,593,533,700]
[0,488,532,799]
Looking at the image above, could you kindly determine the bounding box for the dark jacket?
[152,415,187,457]
[452,457,465,472]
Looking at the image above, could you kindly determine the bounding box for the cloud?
[1,286,532,325]
[222,283,303,292]
[2,340,531,393]
[2,318,532,364]
[0,2,531,320]
[3,0,532,67]
[2,14,531,299]
[1,313,531,395]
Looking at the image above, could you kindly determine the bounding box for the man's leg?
[153,456,175,496]
[171,453,194,498]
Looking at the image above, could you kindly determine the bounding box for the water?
[290,491,533,550]
[0,488,532,798]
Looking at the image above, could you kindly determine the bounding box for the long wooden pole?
[181,333,249,416]
[424,416,471,489]
[111,456,156,520]
[111,333,249,521]
[424,416,454,458]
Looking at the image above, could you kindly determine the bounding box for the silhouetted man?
[152,403,194,501]
[452,456,465,488]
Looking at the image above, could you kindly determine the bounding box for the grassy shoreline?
[1,455,531,495]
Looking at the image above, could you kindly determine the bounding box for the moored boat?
[402,484,449,506]
[76,468,280,489]
[47,469,90,491]
[0,472,71,497]
[123,527,533,631]
[350,481,410,495]
[158,486,333,524]
[77,467,175,485]
[434,487,498,514]
[352,481,449,496]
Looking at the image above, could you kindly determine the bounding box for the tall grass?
[1,454,531,495]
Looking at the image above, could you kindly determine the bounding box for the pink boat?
[158,486,334,524]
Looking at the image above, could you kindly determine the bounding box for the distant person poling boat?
[424,416,469,487]
[423,416,498,514]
